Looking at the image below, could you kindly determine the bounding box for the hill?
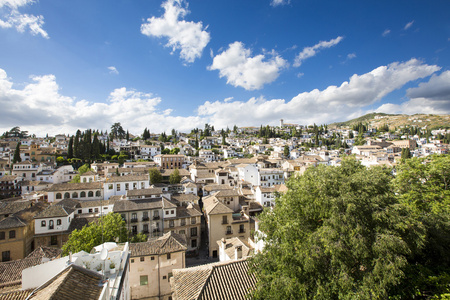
[328,113,450,130]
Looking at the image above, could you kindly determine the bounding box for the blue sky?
[0,0,449,136]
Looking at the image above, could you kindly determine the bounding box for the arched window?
[80,191,86,198]
[41,220,46,227]
[95,191,101,197]
[64,192,70,199]
[83,178,87,183]
[57,219,61,225]
[72,192,78,198]
[56,193,62,199]
[88,191,94,197]
[49,220,54,229]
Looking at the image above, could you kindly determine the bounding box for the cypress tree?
[68,136,74,159]
[13,142,21,163]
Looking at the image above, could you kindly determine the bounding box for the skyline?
[0,0,450,136]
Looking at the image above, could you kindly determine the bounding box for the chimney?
[235,246,242,260]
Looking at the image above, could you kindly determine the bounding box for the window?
[167,253,171,260]
[180,219,186,226]
[116,184,120,191]
[88,191,94,197]
[8,230,15,239]
[96,191,101,197]
[125,183,129,190]
[222,216,228,224]
[169,220,174,228]
[179,230,185,235]
[80,191,86,197]
[132,226,137,234]
[2,251,10,262]
[239,224,245,233]
[51,235,57,245]
[151,256,155,261]
[41,220,46,227]
[163,275,167,280]
[140,275,148,286]
[191,239,197,248]
[191,217,196,224]
[64,192,70,199]
[143,224,148,233]
[131,259,134,263]
[132,213,137,221]
[49,220,54,230]
[72,192,78,198]
[89,209,93,213]
[95,208,99,213]
[140,257,145,262]
[56,193,62,199]
[190,227,197,237]
[226,226,232,234]
[0,232,4,240]
[168,272,173,282]
[78,209,82,214]
[108,184,113,190]
[141,182,144,189]
[57,219,61,225]
[171,210,174,214]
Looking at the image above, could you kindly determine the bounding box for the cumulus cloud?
[382,29,391,37]
[208,41,288,90]
[404,20,414,30]
[271,0,289,6]
[377,71,450,115]
[140,0,210,64]
[199,59,440,128]
[0,0,48,38]
[293,36,343,67]
[0,68,206,136]
[108,66,119,75]
[347,53,356,60]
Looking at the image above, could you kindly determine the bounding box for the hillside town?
[0,116,448,299]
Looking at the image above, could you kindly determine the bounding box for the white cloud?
[0,60,443,137]
[404,21,414,30]
[377,71,450,115]
[347,53,356,60]
[271,0,289,6]
[108,66,119,75]
[0,68,206,136]
[382,29,391,37]
[199,59,440,128]
[140,0,210,64]
[208,41,288,90]
[0,0,48,38]
[294,36,343,67]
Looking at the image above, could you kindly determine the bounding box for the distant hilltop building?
[280,119,298,128]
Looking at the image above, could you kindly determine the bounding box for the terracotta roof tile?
[130,232,187,257]
[171,258,256,300]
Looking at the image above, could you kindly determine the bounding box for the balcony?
[239,229,246,234]
[221,220,228,225]
[225,230,233,235]
[142,230,149,234]
[130,218,138,223]
[153,216,160,220]
[142,217,149,221]
[153,229,160,233]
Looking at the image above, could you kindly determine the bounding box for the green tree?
[401,147,411,160]
[70,163,93,183]
[62,212,128,255]
[149,168,162,184]
[13,142,21,163]
[283,145,290,157]
[250,158,425,299]
[130,232,148,243]
[170,147,180,154]
[110,122,125,140]
[169,168,181,184]
[392,155,450,297]
[68,136,74,159]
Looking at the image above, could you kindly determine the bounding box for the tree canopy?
[149,168,162,184]
[249,157,450,299]
[169,168,181,184]
[62,212,128,255]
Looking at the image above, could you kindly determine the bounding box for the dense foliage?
[62,212,128,255]
[250,156,450,299]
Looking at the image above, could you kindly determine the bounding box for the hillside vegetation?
[329,113,450,130]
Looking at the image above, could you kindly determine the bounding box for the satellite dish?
[100,248,108,261]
